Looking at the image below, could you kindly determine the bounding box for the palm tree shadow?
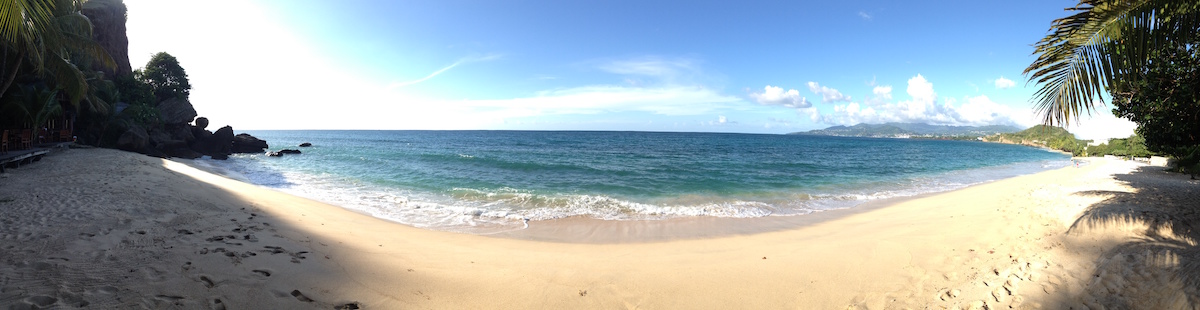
[1065,166,1200,307]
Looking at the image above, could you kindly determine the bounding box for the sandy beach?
[1,148,1198,309]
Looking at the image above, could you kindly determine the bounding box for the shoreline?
[1,148,1197,308]
[171,153,1071,240]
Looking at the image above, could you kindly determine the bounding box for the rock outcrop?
[81,0,132,78]
[157,97,198,125]
[116,126,147,152]
[231,134,268,153]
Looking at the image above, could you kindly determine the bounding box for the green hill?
[983,125,1087,155]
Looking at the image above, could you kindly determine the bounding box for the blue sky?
[123,0,1137,140]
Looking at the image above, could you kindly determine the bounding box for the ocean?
[187,130,1070,233]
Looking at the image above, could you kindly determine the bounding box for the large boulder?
[211,126,235,155]
[231,133,268,153]
[157,97,197,125]
[189,125,233,159]
[147,127,173,146]
[164,123,194,143]
[116,126,148,152]
[194,117,209,130]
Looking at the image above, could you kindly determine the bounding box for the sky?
[123,0,1137,141]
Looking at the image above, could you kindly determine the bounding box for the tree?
[139,52,190,102]
[1110,34,1200,158]
[0,0,114,112]
[1024,0,1200,126]
[1,0,57,99]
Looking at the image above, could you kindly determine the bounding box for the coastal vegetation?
[1026,0,1199,168]
[0,0,115,131]
[0,0,266,159]
[1108,32,1200,166]
[1086,134,1153,157]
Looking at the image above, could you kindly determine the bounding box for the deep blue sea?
[188,131,1070,233]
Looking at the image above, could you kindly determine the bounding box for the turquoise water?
[190,131,1070,232]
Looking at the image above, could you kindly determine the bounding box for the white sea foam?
[188,154,1070,234]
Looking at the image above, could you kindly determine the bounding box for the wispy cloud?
[591,56,709,86]
[858,11,872,20]
[994,76,1016,89]
[389,54,501,89]
[806,82,851,103]
[449,85,742,117]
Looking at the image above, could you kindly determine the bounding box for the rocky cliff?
[82,0,133,78]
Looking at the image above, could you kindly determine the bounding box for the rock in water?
[299,142,312,147]
[278,149,301,154]
[194,126,235,157]
[231,133,269,153]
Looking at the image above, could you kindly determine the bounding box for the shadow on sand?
[1066,166,1200,308]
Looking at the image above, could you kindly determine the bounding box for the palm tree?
[1023,0,1200,126]
[40,0,116,113]
[0,0,113,117]
[1,0,57,98]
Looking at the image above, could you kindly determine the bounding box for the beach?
[1,148,1197,309]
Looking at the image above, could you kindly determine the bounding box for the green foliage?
[995,125,1090,156]
[1109,34,1200,159]
[1087,134,1155,157]
[139,52,190,102]
[120,102,158,127]
[1024,0,1200,126]
[0,82,60,128]
[114,73,152,106]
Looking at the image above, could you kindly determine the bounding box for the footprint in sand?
[290,290,315,302]
[199,275,215,288]
[335,302,362,309]
[252,269,272,277]
[25,295,57,308]
[211,298,227,310]
[155,295,184,301]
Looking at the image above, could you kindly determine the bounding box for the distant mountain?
[789,123,1022,138]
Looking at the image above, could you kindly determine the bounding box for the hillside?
[980,125,1087,155]
[789,123,1022,138]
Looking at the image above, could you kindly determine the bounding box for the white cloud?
[750,85,811,108]
[806,82,851,103]
[906,74,936,104]
[815,75,1027,127]
[858,11,872,20]
[994,76,1016,89]
[1069,108,1137,142]
[956,95,1021,126]
[872,85,892,100]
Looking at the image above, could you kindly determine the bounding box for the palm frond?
[1024,0,1200,126]
[43,53,84,109]
[0,0,56,48]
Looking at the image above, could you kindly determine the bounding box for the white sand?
[0,148,1197,309]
